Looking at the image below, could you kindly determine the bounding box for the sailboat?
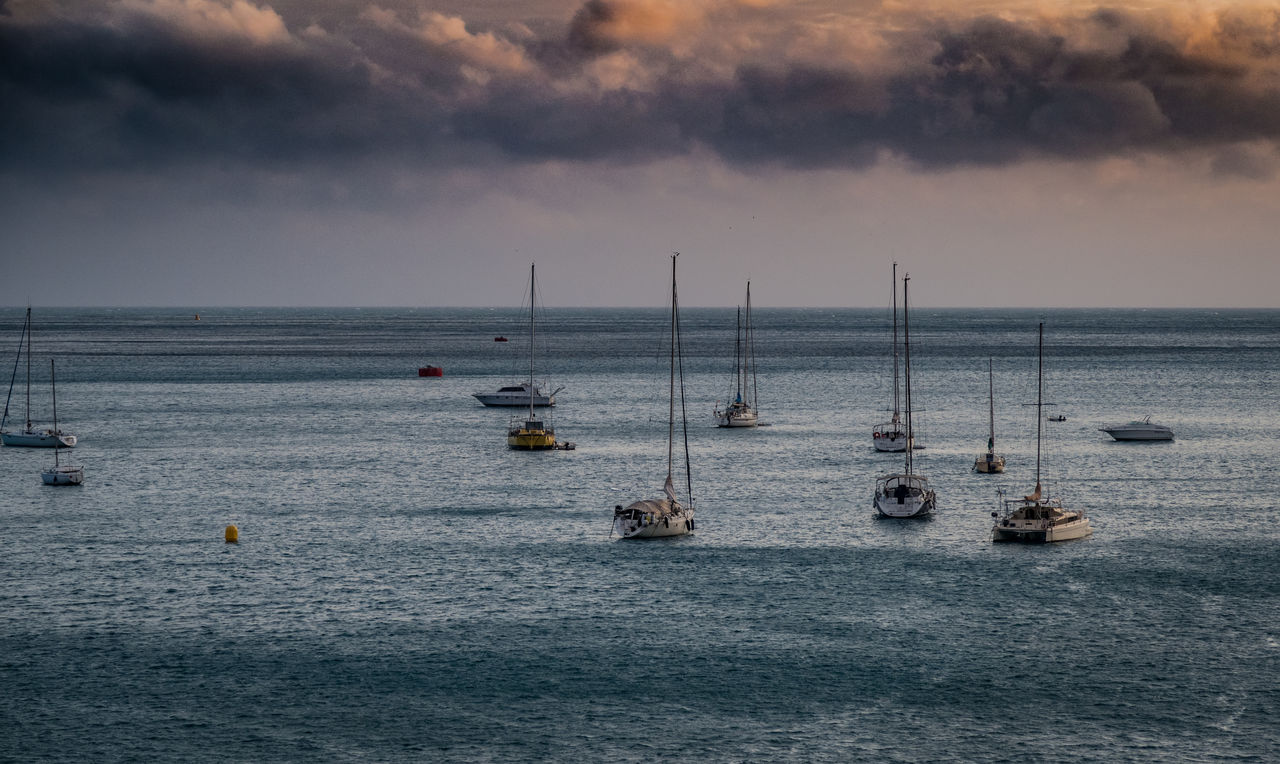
[873,273,935,518]
[40,360,83,486]
[2,307,77,448]
[506,263,560,450]
[714,282,759,428]
[873,263,907,452]
[973,359,1006,473]
[992,324,1092,543]
[612,253,695,539]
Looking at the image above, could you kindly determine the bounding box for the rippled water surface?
[2,307,1277,761]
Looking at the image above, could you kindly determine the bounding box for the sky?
[2,0,1279,307]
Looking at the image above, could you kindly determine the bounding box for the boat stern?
[507,422,557,450]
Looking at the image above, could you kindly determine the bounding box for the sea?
[1,306,1277,762]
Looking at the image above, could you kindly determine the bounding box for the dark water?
[1,307,1277,762]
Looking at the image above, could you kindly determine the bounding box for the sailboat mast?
[2,309,30,432]
[49,359,59,465]
[668,254,677,483]
[734,305,742,401]
[902,273,913,475]
[1036,322,1044,487]
[528,263,536,420]
[891,263,900,423]
[26,306,32,429]
[988,358,995,451]
[747,281,757,409]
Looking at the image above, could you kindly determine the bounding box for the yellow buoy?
[224,525,238,543]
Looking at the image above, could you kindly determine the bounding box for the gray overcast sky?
[2,0,1279,307]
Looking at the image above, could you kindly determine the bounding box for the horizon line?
[0,305,1277,311]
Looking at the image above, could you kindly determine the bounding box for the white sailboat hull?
[974,453,1005,473]
[613,509,693,538]
[41,464,84,485]
[715,406,758,427]
[873,474,935,518]
[873,493,934,518]
[3,430,76,448]
[612,495,694,539]
[873,429,907,452]
[613,514,692,538]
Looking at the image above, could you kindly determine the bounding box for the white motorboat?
[505,263,563,450]
[992,324,1091,543]
[1099,417,1174,441]
[873,272,935,518]
[473,382,562,408]
[974,358,1006,473]
[613,253,695,540]
[714,282,760,428]
[873,263,907,451]
[40,360,83,486]
[2,307,77,448]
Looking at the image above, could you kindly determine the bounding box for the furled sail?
[1024,481,1042,502]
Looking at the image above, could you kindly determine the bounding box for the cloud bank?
[3,0,1279,176]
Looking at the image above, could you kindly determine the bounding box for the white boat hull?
[873,430,907,452]
[874,492,935,518]
[974,453,1005,473]
[715,408,758,427]
[992,516,1092,543]
[3,430,76,448]
[613,514,692,538]
[612,498,694,539]
[473,390,556,407]
[992,497,1092,543]
[1100,428,1173,441]
[873,474,935,518]
[41,465,84,485]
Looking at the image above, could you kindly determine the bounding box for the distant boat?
[494,336,508,342]
[1099,416,1174,441]
[473,383,560,407]
[40,360,83,486]
[2,307,77,448]
[992,324,1092,543]
[974,359,1006,473]
[418,366,443,377]
[612,253,695,539]
[714,282,759,428]
[506,263,561,450]
[873,263,907,452]
[873,272,935,518]
[1048,414,1066,422]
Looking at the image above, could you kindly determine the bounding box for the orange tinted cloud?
[2,0,1279,174]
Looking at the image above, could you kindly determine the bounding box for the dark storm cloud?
[0,11,454,173]
[2,1,1279,177]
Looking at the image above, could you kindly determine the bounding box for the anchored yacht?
[1099,417,1174,441]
